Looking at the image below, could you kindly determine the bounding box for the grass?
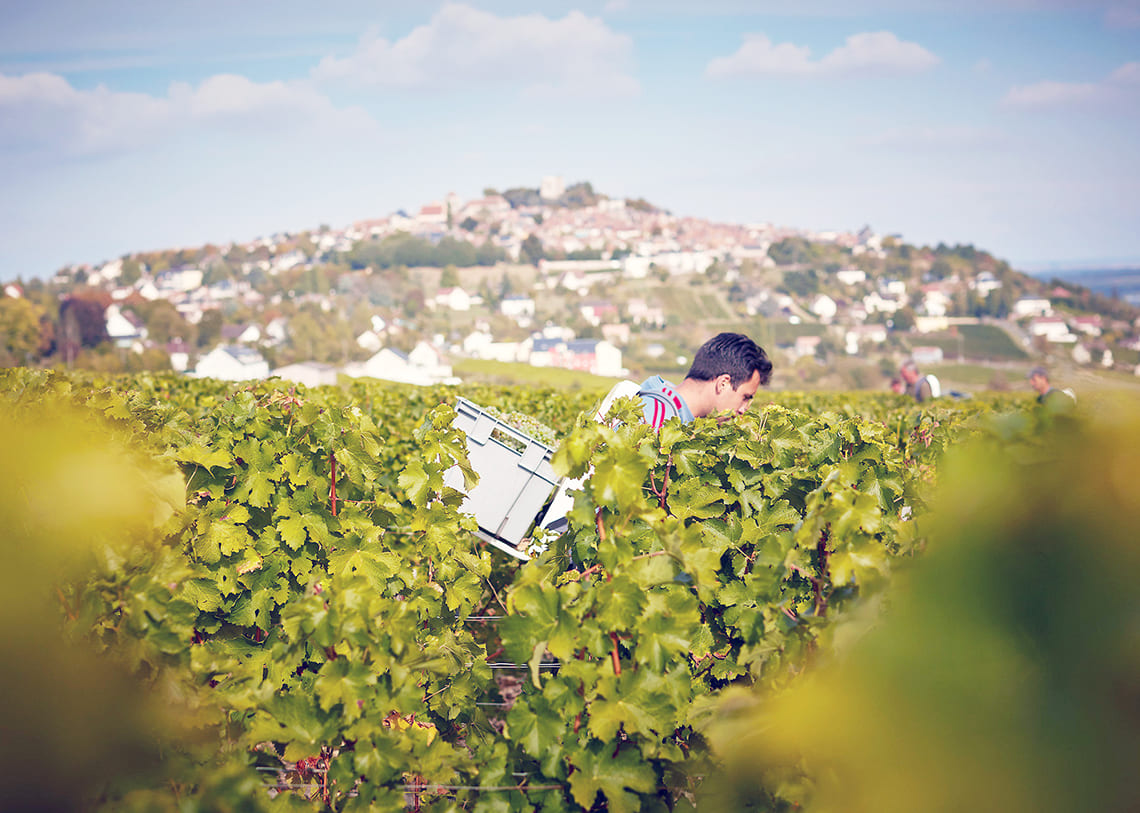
[453,358,617,391]
[911,323,1028,362]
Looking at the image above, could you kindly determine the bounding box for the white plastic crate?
[444,397,560,558]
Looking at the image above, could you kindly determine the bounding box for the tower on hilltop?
[540,175,565,201]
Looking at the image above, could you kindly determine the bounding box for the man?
[1028,366,1076,412]
[638,333,773,427]
[899,359,940,404]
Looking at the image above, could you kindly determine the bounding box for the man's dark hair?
[685,332,773,388]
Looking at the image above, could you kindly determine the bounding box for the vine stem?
[813,527,831,618]
[610,632,622,676]
[329,453,338,517]
[55,586,77,621]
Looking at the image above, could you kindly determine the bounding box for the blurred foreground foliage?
[706,402,1140,813]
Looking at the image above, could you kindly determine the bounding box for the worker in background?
[1028,366,1076,413]
[899,359,940,403]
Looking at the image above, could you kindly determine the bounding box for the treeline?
[345,233,506,270]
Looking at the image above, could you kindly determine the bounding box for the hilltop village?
[3,177,1139,391]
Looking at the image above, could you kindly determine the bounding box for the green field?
[912,323,1028,361]
[453,358,617,390]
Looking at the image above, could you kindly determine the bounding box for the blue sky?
[1,0,1138,280]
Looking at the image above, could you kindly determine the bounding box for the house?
[463,330,494,355]
[1013,297,1052,318]
[622,256,652,279]
[863,291,902,314]
[579,300,618,326]
[345,345,456,386]
[844,324,888,354]
[921,285,952,317]
[357,330,384,353]
[971,271,1002,297]
[810,295,838,322]
[273,361,339,388]
[602,323,631,345]
[221,323,262,344]
[416,202,448,226]
[135,279,161,301]
[265,317,289,345]
[835,267,867,286]
[626,299,665,327]
[192,345,269,381]
[433,287,472,312]
[1029,316,1075,343]
[911,345,944,365]
[880,279,908,297]
[1072,315,1103,336]
[344,348,412,381]
[500,295,536,320]
[529,338,624,377]
[166,339,193,373]
[914,315,950,334]
[408,341,452,380]
[4,283,24,298]
[104,304,147,347]
[156,267,204,294]
[794,335,822,358]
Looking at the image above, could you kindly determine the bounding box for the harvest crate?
[444,397,560,559]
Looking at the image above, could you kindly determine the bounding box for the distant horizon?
[4,195,1140,284]
[1020,260,1140,276]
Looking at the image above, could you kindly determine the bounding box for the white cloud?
[706,31,939,79]
[0,71,375,157]
[1003,62,1140,110]
[312,2,638,97]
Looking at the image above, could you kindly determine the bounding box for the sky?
[1,0,1138,281]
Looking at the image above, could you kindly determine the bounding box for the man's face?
[900,366,918,385]
[712,370,763,419]
[1029,374,1048,395]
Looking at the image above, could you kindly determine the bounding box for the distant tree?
[440,266,460,288]
[482,188,499,197]
[475,241,505,266]
[503,187,541,209]
[562,182,599,208]
[459,216,479,232]
[780,270,819,298]
[58,294,108,350]
[138,300,193,346]
[566,248,602,261]
[929,259,954,280]
[625,198,657,213]
[892,307,916,331]
[119,257,142,285]
[521,234,545,266]
[0,297,44,366]
[768,237,819,266]
[197,309,223,348]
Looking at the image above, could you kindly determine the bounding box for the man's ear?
[715,373,731,393]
